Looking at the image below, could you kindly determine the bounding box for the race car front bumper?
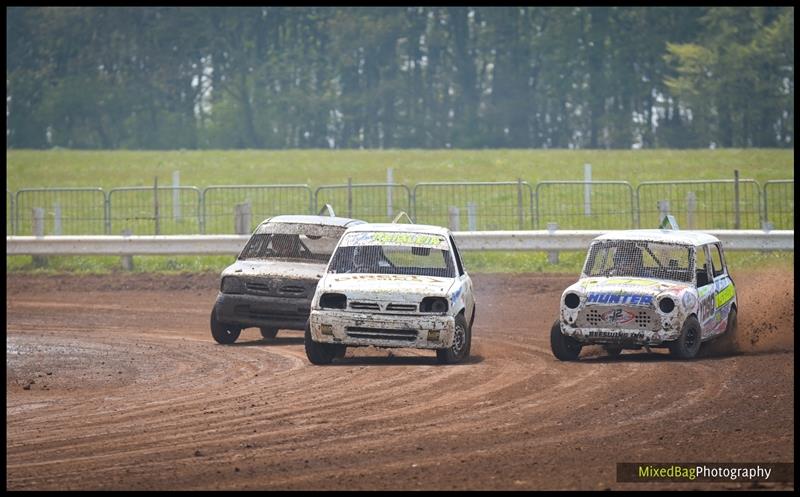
[560,323,681,346]
[309,309,456,350]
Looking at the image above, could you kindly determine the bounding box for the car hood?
[567,276,693,300]
[222,259,327,280]
[320,273,455,302]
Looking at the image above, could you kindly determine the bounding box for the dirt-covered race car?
[210,211,365,344]
[551,224,737,360]
[305,219,476,365]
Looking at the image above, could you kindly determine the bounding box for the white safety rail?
[6,230,794,255]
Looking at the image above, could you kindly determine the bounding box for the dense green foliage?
[7,7,794,150]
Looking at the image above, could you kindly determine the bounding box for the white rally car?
[552,227,738,360]
[305,222,476,365]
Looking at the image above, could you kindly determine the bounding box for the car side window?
[449,235,465,276]
[710,243,726,278]
[696,245,712,287]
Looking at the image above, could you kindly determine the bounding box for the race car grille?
[634,313,652,328]
[585,309,604,326]
[245,281,308,298]
[345,327,418,342]
[386,303,417,312]
[246,282,272,293]
[577,305,658,331]
[347,302,418,312]
[350,301,380,310]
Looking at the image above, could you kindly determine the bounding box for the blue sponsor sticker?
[587,293,654,306]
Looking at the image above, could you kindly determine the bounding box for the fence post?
[121,228,134,271]
[517,178,524,230]
[734,169,741,229]
[32,207,47,267]
[584,163,592,216]
[547,222,559,264]
[154,176,160,235]
[9,191,15,235]
[234,201,252,234]
[347,177,353,219]
[53,203,62,236]
[105,190,111,235]
[686,192,696,229]
[386,168,394,219]
[172,170,181,221]
[448,206,460,231]
[467,201,477,231]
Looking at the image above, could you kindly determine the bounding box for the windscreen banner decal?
[341,231,448,250]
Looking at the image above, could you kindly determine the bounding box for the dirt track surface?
[6,269,794,490]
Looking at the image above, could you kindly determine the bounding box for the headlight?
[420,297,448,313]
[320,293,347,309]
[658,297,675,314]
[221,276,245,294]
[564,292,581,309]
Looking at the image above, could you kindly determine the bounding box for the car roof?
[593,229,720,247]
[260,215,365,228]
[344,223,452,237]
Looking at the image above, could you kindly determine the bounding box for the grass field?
[5,149,794,190]
[6,148,794,273]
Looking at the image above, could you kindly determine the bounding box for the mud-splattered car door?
[450,234,476,327]
[695,243,718,338]
[707,242,736,339]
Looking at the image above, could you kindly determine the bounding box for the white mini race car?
[305,221,476,365]
[552,226,738,360]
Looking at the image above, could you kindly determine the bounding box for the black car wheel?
[550,319,582,361]
[436,313,471,365]
[669,316,702,359]
[304,321,343,365]
[210,307,241,345]
[260,327,279,340]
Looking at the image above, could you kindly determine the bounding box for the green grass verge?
[7,250,792,276]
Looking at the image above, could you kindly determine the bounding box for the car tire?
[550,319,582,361]
[436,313,471,364]
[260,327,279,340]
[334,345,347,359]
[304,321,342,365]
[210,307,241,345]
[669,316,702,359]
[604,345,623,358]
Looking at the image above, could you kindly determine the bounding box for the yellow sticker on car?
[715,284,735,308]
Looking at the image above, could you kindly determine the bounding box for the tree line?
[6,6,794,150]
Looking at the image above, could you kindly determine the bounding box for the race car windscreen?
[582,240,695,283]
[328,231,456,278]
[238,222,346,262]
